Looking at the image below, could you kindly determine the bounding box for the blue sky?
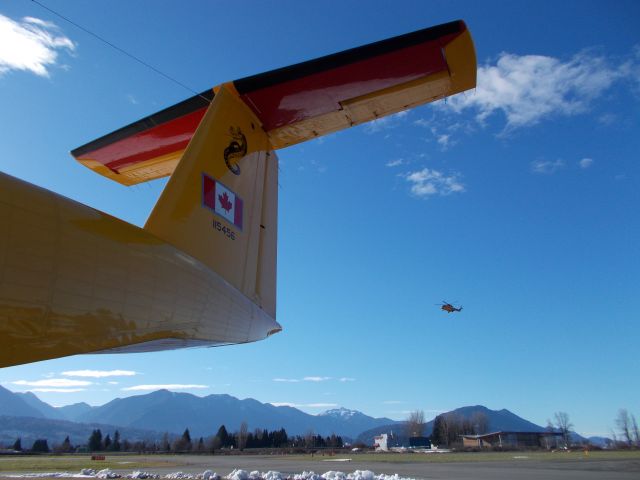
[0,0,638,439]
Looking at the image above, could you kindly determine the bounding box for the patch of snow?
[126,472,159,479]
[320,408,359,419]
[96,470,121,479]
[319,472,346,480]
[225,470,248,480]
[6,469,417,480]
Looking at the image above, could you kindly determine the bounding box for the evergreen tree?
[103,434,112,451]
[31,439,50,452]
[215,425,230,448]
[431,415,444,445]
[175,428,192,451]
[88,429,103,451]
[12,438,22,451]
[112,430,121,452]
[60,436,73,453]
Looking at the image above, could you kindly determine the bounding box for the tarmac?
[2,453,640,480]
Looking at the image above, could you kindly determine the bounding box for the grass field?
[292,449,640,464]
[0,454,180,472]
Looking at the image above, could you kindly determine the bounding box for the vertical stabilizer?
[144,86,278,318]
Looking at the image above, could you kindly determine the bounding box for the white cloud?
[62,370,137,378]
[436,133,453,149]
[274,376,333,383]
[0,14,75,77]
[13,379,91,387]
[269,402,339,409]
[30,388,86,393]
[447,50,633,131]
[579,157,594,169]
[405,168,465,197]
[364,111,408,134]
[338,377,355,382]
[598,113,617,125]
[303,376,331,382]
[122,384,208,391]
[414,116,463,150]
[385,159,404,168]
[531,158,565,174]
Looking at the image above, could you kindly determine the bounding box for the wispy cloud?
[274,376,333,383]
[414,116,462,150]
[364,111,408,134]
[531,159,565,174]
[436,133,454,149]
[30,388,86,393]
[270,402,339,409]
[0,14,75,77]
[303,376,331,382]
[121,384,208,391]
[13,379,91,387]
[447,50,636,132]
[62,370,138,378]
[385,159,404,168]
[338,377,355,382]
[405,168,465,197]
[579,157,594,169]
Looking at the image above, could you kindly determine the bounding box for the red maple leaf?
[218,192,233,212]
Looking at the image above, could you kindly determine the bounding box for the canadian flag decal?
[202,173,243,230]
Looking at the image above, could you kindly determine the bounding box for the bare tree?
[238,421,249,450]
[554,412,573,447]
[406,410,425,437]
[470,412,489,434]
[615,409,633,446]
[632,414,639,447]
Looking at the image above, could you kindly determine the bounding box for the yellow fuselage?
[0,172,280,367]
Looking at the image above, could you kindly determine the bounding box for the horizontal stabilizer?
[71,20,475,186]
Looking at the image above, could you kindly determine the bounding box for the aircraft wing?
[71,20,475,186]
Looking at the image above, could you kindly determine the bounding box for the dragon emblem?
[223,127,247,175]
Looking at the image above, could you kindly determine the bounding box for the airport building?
[373,434,389,451]
[461,431,565,449]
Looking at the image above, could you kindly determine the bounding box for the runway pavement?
[2,453,640,480]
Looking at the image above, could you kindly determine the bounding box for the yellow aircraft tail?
[144,85,278,318]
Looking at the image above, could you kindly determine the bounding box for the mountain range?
[0,385,395,445]
[0,385,606,447]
